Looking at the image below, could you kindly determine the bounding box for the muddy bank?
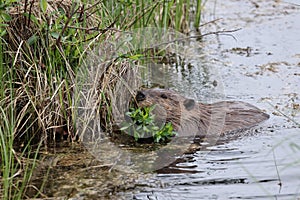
[29,144,145,199]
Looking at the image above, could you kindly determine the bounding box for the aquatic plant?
[120,105,177,143]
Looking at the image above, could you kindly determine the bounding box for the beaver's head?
[135,88,200,132]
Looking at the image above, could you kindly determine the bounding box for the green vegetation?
[0,0,203,198]
[121,105,177,143]
[0,69,41,199]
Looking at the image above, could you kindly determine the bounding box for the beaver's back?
[208,101,269,134]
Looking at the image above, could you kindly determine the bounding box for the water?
[122,0,300,199]
[125,129,300,199]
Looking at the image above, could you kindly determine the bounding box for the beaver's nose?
[136,91,146,101]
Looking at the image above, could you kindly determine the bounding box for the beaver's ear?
[183,99,195,111]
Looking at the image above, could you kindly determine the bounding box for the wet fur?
[136,88,269,136]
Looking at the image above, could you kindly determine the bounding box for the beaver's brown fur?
[135,88,269,136]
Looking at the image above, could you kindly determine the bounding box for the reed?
[0,68,41,199]
[194,0,202,29]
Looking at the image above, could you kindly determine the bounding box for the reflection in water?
[123,129,300,200]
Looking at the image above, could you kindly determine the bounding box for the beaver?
[135,88,269,137]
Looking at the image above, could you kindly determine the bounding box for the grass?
[0,0,203,198]
[0,68,41,199]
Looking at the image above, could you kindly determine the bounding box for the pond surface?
[35,0,300,199]
[122,0,300,199]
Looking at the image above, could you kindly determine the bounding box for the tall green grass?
[101,0,202,31]
[194,0,202,29]
[0,66,41,199]
[0,105,41,199]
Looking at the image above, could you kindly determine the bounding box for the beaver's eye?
[160,94,168,99]
[136,91,146,101]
